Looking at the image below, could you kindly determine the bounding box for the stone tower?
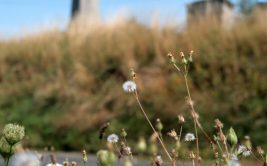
[71,0,100,24]
[187,0,235,28]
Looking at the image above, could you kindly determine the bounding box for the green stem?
[5,146,12,166]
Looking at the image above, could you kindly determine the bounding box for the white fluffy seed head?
[185,133,196,142]
[122,81,137,93]
[107,134,119,143]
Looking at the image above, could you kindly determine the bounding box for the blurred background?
[0,0,267,155]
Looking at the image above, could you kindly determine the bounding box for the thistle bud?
[148,143,158,155]
[180,52,188,65]
[167,53,176,64]
[227,127,238,147]
[188,51,193,62]
[121,129,127,138]
[155,119,163,132]
[214,119,224,129]
[3,123,25,145]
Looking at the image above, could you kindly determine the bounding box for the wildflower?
[107,134,119,143]
[122,81,137,93]
[185,133,196,142]
[3,123,25,145]
[167,130,178,141]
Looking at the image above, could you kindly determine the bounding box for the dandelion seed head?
[122,81,137,93]
[107,134,119,143]
[185,133,196,142]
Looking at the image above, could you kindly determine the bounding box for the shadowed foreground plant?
[0,123,25,166]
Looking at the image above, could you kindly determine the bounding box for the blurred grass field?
[0,14,266,154]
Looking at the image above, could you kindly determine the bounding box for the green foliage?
[0,18,266,152]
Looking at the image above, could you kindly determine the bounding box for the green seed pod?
[96,150,116,166]
[0,137,15,160]
[3,124,25,145]
[155,119,163,132]
[227,127,238,147]
[148,143,158,155]
[121,129,127,138]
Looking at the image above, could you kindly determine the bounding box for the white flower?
[122,81,137,93]
[242,150,251,157]
[107,134,119,143]
[237,145,247,154]
[231,154,238,161]
[185,133,196,141]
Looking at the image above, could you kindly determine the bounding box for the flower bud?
[3,123,25,145]
[188,51,193,62]
[121,129,127,138]
[177,115,185,124]
[227,127,238,146]
[155,119,163,132]
[148,143,158,155]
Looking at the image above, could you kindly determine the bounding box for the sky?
[0,0,258,38]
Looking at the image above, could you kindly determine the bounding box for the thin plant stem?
[194,120,200,166]
[134,91,173,162]
[5,146,12,166]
